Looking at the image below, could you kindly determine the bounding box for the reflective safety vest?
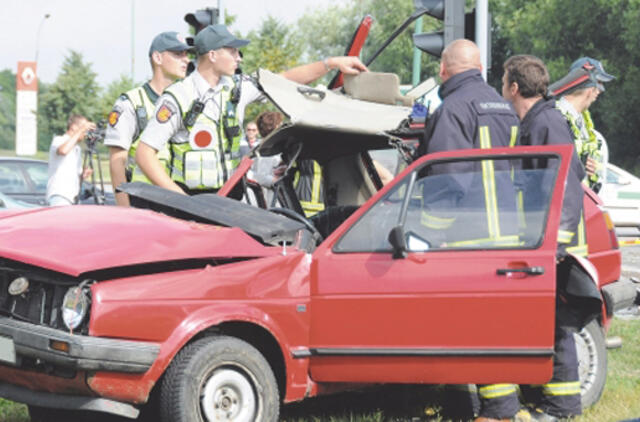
[293,160,325,217]
[558,107,603,189]
[165,78,242,191]
[124,86,171,183]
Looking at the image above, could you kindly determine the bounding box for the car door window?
[23,162,48,193]
[336,155,560,253]
[0,163,29,193]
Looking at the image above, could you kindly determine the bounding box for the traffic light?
[184,8,219,34]
[412,0,466,58]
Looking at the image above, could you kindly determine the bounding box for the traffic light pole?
[475,0,489,80]
[412,17,423,87]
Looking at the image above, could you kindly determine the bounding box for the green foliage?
[96,74,135,121]
[490,0,640,171]
[0,69,17,150]
[295,0,440,85]
[241,16,304,75]
[37,50,101,151]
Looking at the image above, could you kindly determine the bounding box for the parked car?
[0,191,39,210]
[0,157,114,205]
[0,69,635,422]
[599,163,640,229]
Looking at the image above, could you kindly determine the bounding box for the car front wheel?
[160,336,279,422]
[575,320,607,408]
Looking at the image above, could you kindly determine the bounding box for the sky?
[0,0,338,87]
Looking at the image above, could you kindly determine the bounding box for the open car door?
[308,145,574,386]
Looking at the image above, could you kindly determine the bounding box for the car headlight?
[62,286,90,331]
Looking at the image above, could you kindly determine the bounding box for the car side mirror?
[388,225,407,259]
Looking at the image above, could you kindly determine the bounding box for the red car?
[0,71,636,422]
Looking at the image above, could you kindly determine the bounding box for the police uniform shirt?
[557,96,589,140]
[140,71,262,152]
[104,83,159,150]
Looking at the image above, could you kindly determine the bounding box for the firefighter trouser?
[533,324,582,417]
[477,383,520,419]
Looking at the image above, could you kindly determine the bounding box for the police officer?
[104,31,191,206]
[135,24,367,195]
[549,57,615,192]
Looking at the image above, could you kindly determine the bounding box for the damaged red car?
[0,69,636,422]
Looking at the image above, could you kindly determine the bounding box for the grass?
[1,318,638,421]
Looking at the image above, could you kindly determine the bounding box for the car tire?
[574,320,607,408]
[159,335,279,422]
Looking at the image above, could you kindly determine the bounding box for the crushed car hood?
[0,205,280,276]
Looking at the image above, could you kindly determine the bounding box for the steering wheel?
[269,207,323,243]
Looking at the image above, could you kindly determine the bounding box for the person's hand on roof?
[328,56,369,75]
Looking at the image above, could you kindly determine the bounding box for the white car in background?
[599,163,640,229]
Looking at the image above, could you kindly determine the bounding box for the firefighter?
[416,39,520,250]
[104,31,191,206]
[549,57,616,193]
[487,54,603,422]
[135,24,367,195]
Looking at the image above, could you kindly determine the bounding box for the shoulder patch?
[108,106,122,127]
[156,101,177,123]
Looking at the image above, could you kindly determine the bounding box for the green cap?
[194,24,249,55]
[149,32,192,56]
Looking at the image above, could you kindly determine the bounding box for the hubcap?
[574,327,598,396]
[201,367,257,421]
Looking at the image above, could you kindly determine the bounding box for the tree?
[38,50,101,151]
[0,69,16,150]
[97,74,135,121]
[490,0,640,170]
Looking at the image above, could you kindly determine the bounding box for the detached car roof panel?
[256,69,412,160]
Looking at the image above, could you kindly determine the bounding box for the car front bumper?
[0,316,159,373]
[601,278,639,316]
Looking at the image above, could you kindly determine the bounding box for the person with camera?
[104,31,191,206]
[46,114,96,206]
[135,24,367,196]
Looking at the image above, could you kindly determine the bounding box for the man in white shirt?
[46,114,95,206]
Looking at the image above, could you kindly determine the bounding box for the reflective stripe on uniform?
[566,215,587,256]
[509,125,519,147]
[541,381,581,396]
[421,211,455,229]
[479,126,501,238]
[447,235,521,248]
[558,230,575,244]
[125,86,171,183]
[478,384,517,399]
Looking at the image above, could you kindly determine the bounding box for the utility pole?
[131,0,135,82]
[476,0,489,80]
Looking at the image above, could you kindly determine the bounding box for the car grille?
[0,260,79,331]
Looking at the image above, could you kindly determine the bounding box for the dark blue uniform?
[481,99,602,419]
[418,69,519,156]
[417,69,520,249]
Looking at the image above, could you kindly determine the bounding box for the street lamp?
[35,13,51,64]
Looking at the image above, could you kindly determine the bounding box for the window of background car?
[0,163,29,193]
[23,162,48,193]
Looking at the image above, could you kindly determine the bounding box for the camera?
[85,120,106,149]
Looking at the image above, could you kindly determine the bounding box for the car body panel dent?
[0,205,277,276]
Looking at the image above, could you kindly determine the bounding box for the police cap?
[194,24,249,55]
[149,32,192,57]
